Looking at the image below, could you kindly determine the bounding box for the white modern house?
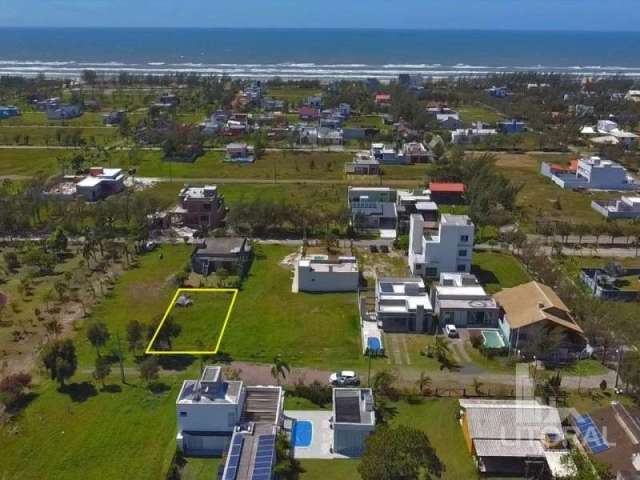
[591,196,640,219]
[293,255,360,293]
[431,273,499,328]
[348,186,398,237]
[371,143,408,165]
[451,123,498,144]
[581,119,638,147]
[75,167,125,202]
[540,156,639,191]
[409,213,475,278]
[375,277,434,333]
[176,366,283,459]
[333,388,376,457]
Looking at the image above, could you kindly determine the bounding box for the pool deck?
[284,410,351,460]
[361,319,384,354]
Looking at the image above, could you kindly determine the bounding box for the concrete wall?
[296,266,359,292]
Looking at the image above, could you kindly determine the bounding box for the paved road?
[227,360,616,392]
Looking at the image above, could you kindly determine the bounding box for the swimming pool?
[292,420,313,448]
[367,336,382,352]
[482,330,506,349]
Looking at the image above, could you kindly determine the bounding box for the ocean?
[1,28,640,79]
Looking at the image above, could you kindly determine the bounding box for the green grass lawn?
[76,245,192,366]
[266,86,322,103]
[0,125,121,146]
[299,459,361,479]
[471,251,531,293]
[151,290,236,353]
[556,359,609,376]
[344,115,383,129]
[0,148,60,176]
[181,457,222,480]
[0,374,183,480]
[219,244,363,368]
[458,104,503,124]
[1,111,109,127]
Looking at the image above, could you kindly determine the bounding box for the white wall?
[296,266,359,292]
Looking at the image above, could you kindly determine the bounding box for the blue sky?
[1,0,638,30]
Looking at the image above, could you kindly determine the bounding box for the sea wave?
[2,60,640,79]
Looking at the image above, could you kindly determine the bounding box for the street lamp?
[615,347,624,391]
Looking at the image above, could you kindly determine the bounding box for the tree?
[86,321,110,357]
[23,247,56,275]
[0,372,32,408]
[126,320,145,354]
[3,251,20,272]
[561,449,613,480]
[40,339,77,388]
[48,227,68,255]
[358,425,443,480]
[270,354,291,386]
[416,371,432,395]
[138,356,160,384]
[93,356,111,389]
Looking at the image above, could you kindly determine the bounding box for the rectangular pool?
[482,330,506,349]
[292,420,313,448]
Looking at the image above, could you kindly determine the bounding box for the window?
[460,235,469,242]
[458,249,467,257]
[457,264,467,272]
[424,267,438,277]
[180,411,188,417]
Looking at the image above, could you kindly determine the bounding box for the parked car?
[445,324,459,338]
[380,245,389,253]
[329,370,360,386]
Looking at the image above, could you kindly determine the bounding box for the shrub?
[470,334,483,349]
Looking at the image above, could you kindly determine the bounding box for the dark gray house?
[191,237,251,276]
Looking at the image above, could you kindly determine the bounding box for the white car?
[329,370,360,386]
[445,324,459,338]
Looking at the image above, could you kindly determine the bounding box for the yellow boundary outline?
[145,287,239,355]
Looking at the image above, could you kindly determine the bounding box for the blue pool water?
[367,337,382,352]
[292,420,313,448]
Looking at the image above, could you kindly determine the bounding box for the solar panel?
[251,434,276,480]
[223,467,237,480]
[574,414,608,453]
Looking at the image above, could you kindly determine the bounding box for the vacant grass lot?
[458,104,503,124]
[219,244,363,368]
[150,290,236,353]
[75,245,192,366]
[471,251,531,293]
[0,125,121,146]
[0,373,184,480]
[266,86,322,103]
[0,111,109,127]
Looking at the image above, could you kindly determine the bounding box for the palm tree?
[416,371,432,395]
[432,336,452,361]
[270,355,290,386]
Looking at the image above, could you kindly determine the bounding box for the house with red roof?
[429,182,466,204]
[299,106,320,121]
[374,93,391,106]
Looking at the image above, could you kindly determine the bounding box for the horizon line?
[0,26,639,34]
